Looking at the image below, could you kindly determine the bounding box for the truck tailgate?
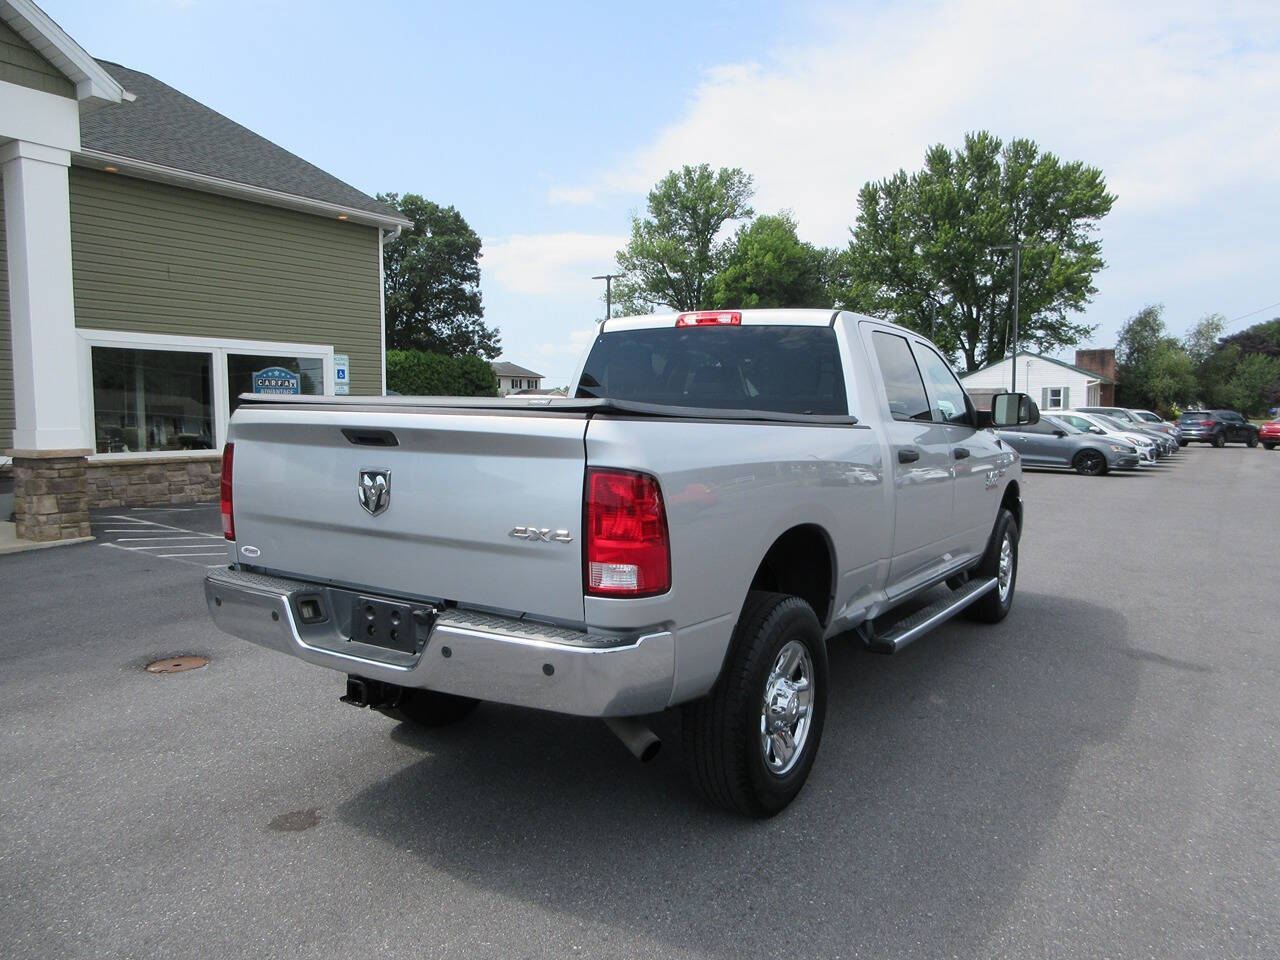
[228,406,589,622]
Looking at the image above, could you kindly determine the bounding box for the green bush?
[386,350,498,397]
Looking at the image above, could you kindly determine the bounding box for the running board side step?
[860,577,999,654]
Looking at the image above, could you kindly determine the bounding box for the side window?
[871,332,930,421]
[912,343,970,425]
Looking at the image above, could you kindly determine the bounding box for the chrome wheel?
[997,533,1014,602]
[760,640,815,776]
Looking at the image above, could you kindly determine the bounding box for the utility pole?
[591,273,622,322]
[988,241,1023,392]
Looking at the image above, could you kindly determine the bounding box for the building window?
[1047,387,1064,409]
[91,347,214,453]
[82,331,333,459]
[227,353,324,414]
[511,378,522,390]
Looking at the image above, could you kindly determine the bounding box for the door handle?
[953,447,971,460]
[898,448,920,464]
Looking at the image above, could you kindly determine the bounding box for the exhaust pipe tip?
[604,716,661,763]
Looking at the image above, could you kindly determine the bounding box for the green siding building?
[2,0,408,540]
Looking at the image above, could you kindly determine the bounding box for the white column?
[2,139,87,451]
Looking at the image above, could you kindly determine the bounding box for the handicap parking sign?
[334,354,349,395]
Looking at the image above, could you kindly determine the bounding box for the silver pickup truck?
[205,309,1037,816]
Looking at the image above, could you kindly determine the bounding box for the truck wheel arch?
[999,480,1022,533]
[746,524,836,627]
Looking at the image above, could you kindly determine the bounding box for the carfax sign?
[252,367,301,395]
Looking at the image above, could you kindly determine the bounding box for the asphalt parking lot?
[1,446,1277,959]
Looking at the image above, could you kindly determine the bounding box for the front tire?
[1073,450,1108,476]
[964,508,1019,623]
[681,592,828,818]
[1178,439,1188,447]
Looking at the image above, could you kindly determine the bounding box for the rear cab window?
[576,324,847,415]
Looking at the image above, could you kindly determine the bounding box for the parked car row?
[1177,410,1263,448]
[997,407,1184,476]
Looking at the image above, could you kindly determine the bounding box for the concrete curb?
[0,522,96,556]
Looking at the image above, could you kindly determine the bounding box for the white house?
[491,361,544,396]
[959,350,1116,412]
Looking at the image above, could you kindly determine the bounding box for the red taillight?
[1200,420,1214,427]
[220,443,235,540]
[584,468,670,597]
[675,311,741,327]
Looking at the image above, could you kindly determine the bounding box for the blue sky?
[52,0,1280,386]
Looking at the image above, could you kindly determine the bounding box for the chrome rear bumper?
[204,567,675,717]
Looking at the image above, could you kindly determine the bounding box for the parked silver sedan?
[1056,411,1159,464]
[998,415,1141,475]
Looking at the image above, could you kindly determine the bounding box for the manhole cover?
[146,655,209,674]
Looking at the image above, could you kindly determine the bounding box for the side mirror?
[991,392,1040,427]
[1052,429,1067,437]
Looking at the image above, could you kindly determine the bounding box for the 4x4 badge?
[509,526,573,543]
[358,469,391,516]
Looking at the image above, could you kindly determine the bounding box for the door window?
[227,354,324,415]
[871,332,930,421]
[912,344,970,424]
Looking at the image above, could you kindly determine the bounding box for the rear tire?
[681,592,828,818]
[397,689,480,727]
[1265,442,1276,451]
[1212,433,1226,448]
[1178,439,1188,447]
[964,509,1019,624]
[1073,450,1107,476]
[1247,435,1259,448]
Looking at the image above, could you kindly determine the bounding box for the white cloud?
[550,0,1280,247]
[546,186,599,206]
[534,326,599,361]
[482,232,627,296]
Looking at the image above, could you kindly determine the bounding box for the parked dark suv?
[1178,410,1260,448]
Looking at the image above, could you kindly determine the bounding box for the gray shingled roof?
[80,61,405,224]
[492,362,544,379]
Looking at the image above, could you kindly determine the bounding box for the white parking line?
[95,511,226,567]
[115,535,221,542]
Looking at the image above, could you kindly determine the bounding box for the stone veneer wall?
[85,454,222,509]
[12,454,92,541]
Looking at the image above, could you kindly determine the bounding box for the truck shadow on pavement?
[336,592,1138,959]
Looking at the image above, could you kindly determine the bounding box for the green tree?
[385,350,498,396]
[708,213,835,309]
[378,193,501,358]
[1226,353,1280,415]
[1183,313,1226,367]
[1114,305,1197,410]
[1190,316,1280,409]
[842,131,1115,370]
[614,164,755,311]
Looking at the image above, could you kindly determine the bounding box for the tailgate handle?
[341,428,399,447]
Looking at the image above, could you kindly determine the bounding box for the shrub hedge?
[385,350,498,397]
